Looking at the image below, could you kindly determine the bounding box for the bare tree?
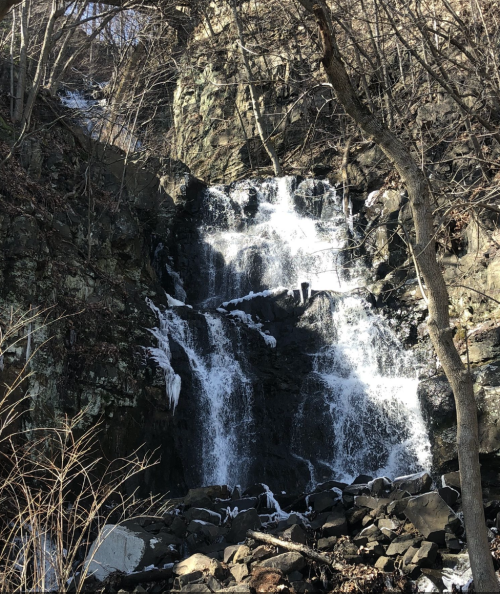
[295,1,498,591]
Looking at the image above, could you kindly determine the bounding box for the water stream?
[150,176,431,487]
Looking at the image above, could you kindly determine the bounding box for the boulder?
[352,474,374,484]
[227,508,261,543]
[393,472,432,495]
[185,486,230,508]
[438,486,459,507]
[369,477,392,496]
[441,471,461,491]
[222,498,258,513]
[363,541,385,556]
[233,545,251,564]
[374,556,394,571]
[224,545,241,564]
[187,520,220,541]
[174,553,224,579]
[377,518,399,531]
[243,484,267,497]
[84,524,172,581]
[230,563,250,582]
[282,524,307,545]
[386,535,421,556]
[357,523,381,542]
[322,515,348,537]
[317,536,337,550]
[313,491,338,513]
[387,498,409,517]
[185,508,222,525]
[179,585,211,593]
[354,495,391,509]
[412,541,438,567]
[404,492,461,545]
[259,552,307,574]
[346,507,368,525]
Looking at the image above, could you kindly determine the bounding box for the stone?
[315,480,348,492]
[180,585,211,593]
[412,541,438,567]
[386,535,421,556]
[185,508,222,525]
[171,516,187,538]
[374,556,394,571]
[403,546,420,567]
[377,518,399,531]
[355,495,390,509]
[387,498,409,517]
[242,484,267,497]
[352,474,374,484]
[346,507,368,525]
[438,486,459,507]
[343,484,370,506]
[313,491,338,513]
[83,524,170,581]
[404,492,461,545]
[441,471,461,491]
[317,536,337,550]
[282,524,307,545]
[322,511,348,537]
[178,571,204,587]
[224,545,241,564]
[445,532,462,551]
[252,545,273,561]
[358,523,381,542]
[185,486,230,508]
[379,527,397,542]
[393,472,432,495]
[230,563,249,582]
[370,477,392,496]
[227,509,261,543]
[233,545,251,564]
[259,552,306,574]
[174,554,224,579]
[223,498,258,513]
[363,541,385,556]
[187,520,220,541]
[402,563,421,579]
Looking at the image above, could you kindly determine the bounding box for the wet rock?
[227,508,261,543]
[404,492,461,545]
[259,552,306,574]
[343,484,370,506]
[314,480,348,492]
[442,471,461,491]
[393,472,432,495]
[369,477,392,496]
[352,474,374,484]
[243,484,267,497]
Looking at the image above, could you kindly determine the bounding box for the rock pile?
[85,472,499,592]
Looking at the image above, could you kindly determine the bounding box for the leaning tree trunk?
[229,0,282,177]
[295,2,498,592]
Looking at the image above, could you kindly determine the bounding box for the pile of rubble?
[82,471,500,592]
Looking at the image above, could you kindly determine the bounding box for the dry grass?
[0,307,162,592]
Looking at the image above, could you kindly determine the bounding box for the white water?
[149,176,431,486]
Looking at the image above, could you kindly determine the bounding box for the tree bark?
[295,2,499,592]
[12,0,29,123]
[229,0,282,177]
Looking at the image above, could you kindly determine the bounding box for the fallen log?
[246,529,344,571]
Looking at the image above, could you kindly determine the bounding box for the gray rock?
[377,518,399,530]
[224,545,241,564]
[346,507,368,525]
[354,495,391,509]
[375,556,394,571]
[322,515,348,537]
[178,571,204,587]
[369,477,392,496]
[393,472,432,495]
[358,523,381,542]
[363,541,385,556]
[230,563,249,582]
[412,541,438,567]
[222,498,258,513]
[187,520,220,541]
[438,486,459,507]
[174,553,224,579]
[386,535,421,556]
[180,585,211,593]
[441,471,461,491]
[233,545,251,564]
[171,516,187,538]
[404,492,461,545]
[317,536,337,550]
[379,527,397,542]
[387,498,409,517]
[259,552,306,574]
[227,508,261,543]
[83,524,170,581]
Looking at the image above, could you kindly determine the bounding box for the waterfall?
[149,176,431,488]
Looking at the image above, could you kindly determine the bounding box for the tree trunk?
[13,0,29,123]
[229,0,282,177]
[295,2,498,592]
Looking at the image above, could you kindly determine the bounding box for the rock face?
[404,493,461,545]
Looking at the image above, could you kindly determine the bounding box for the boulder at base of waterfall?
[185,508,222,525]
[184,486,230,508]
[258,552,307,574]
[393,472,432,495]
[404,492,461,545]
[227,508,262,543]
[174,553,224,579]
[222,498,258,513]
[281,524,307,544]
[84,524,168,581]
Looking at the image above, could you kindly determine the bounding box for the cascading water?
[149,176,430,488]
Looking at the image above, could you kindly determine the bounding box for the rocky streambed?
[80,471,500,592]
